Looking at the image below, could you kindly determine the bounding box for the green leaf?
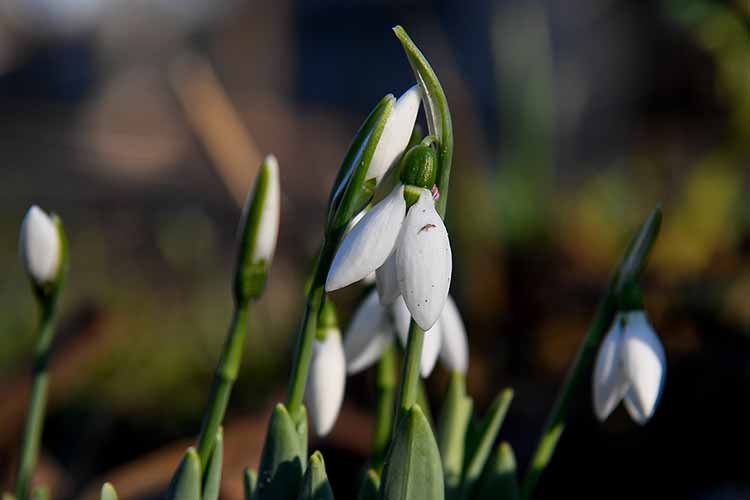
[244,468,257,500]
[166,448,202,500]
[393,25,454,218]
[100,483,118,500]
[475,442,519,500]
[202,427,223,500]
[416,379,434,430]
[327,95,394,233]
[437,373,473,500]
[356,469,380,500]
[296,451,334,500]
[256,404,307,500]
[461,389,514,499]
[30,488,48,500]
[379,404,444,500]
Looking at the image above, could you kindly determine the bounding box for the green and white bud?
[234,155,281,304]
[19,205,67,300]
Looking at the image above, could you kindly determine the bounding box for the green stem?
[372,345,397,470]
[15,297,59,500]
[196,304,250,469]
[285,232,340,423]
[396,320,425,420]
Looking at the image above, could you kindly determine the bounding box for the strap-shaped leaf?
[244,468,257,500]
[166,448,202,500]
[461,389,514,499]
[475,442,519,500]
[356,469,380,500]
[379,404,444,500]
[393,26,453,218]
[437,373,473,500]
[327,96,394,234]
[256,404,307,500]
[202,427,223,500]
[296,451,334,500]
[613,205,662,294]
[100,483,118,500]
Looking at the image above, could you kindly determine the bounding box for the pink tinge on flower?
[431,185,440,200]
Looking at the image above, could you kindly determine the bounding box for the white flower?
[305,328,346,437]
[366,85,422,183]
[326,188,451,331]
[343,290,468,378]
[19,206,61,285]
[250,154,281,264]
[592,310,666,425]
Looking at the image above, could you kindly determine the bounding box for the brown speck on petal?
[418,223,437,234]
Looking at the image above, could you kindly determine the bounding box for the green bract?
[100,483,118,500]
[202,428,223,500]
[380,405,444,500]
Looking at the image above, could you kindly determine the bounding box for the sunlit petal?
[592,314,630,422]
[438,296,469,373]
[305,329,346,436]
[621,311,666,425]
[344,291,394,374]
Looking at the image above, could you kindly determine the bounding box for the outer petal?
[20,205,61,284]
[367,85,421,183]
[346,209,376,284]
[344,291,394,374]
[621,311,666,425]
[325,185,406,291]
[305,329,346,436]
[395,189,452,330]
[375,249,400,305]
[392,296,442,377]
[438,296,469,373]
[592,314,630,422]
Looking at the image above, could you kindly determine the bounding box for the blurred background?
[0,0,748,498]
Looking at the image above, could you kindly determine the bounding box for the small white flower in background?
[592,310,666,425]
[250,154,281,265]
[305,327,346,437]
[366,85,422,184]
[344,290,468,378]
[325,187,451,331]
[20,205,61,285]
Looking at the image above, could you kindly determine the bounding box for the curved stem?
[15,297,59,500]
[196,304,250,469]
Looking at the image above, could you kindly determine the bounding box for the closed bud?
[234,155,281,304]
[19,205,67,300]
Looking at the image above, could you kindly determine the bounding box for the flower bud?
[234,155,281,304]
[19,206,65,294]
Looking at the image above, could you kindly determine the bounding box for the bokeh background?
[0,0,748,498]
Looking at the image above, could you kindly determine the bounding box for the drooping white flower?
[592,310,666,425]
[326,188,451,331]
[305,328,346,437]
[249,154,281,264]
[343,290,469,378]
[19,206,61,285]
[366,85,422,183]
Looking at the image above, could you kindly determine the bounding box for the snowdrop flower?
[366,85,422,183]
[19,205,62,286]
[344,290,468,378]
[326,145,452,331]
[305,301,346,437]
[592,310,666,425]
[234,155,280,302]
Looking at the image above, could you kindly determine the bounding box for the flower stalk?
[372,345,397,470]
[520,205,662,499]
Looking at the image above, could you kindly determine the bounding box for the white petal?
[375,249,400,305]
[20,205,61,284]
[325,185,406,291]
[392,296,442,377]
[343,290,394,374]
[621,311,666,425]
[438,296,469,373]
[395,189,452,330]
[367,85,421,183]
[305,329,346,436]
[252,154,281,263]
[592,314,630,422]
[346,210,376,285]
